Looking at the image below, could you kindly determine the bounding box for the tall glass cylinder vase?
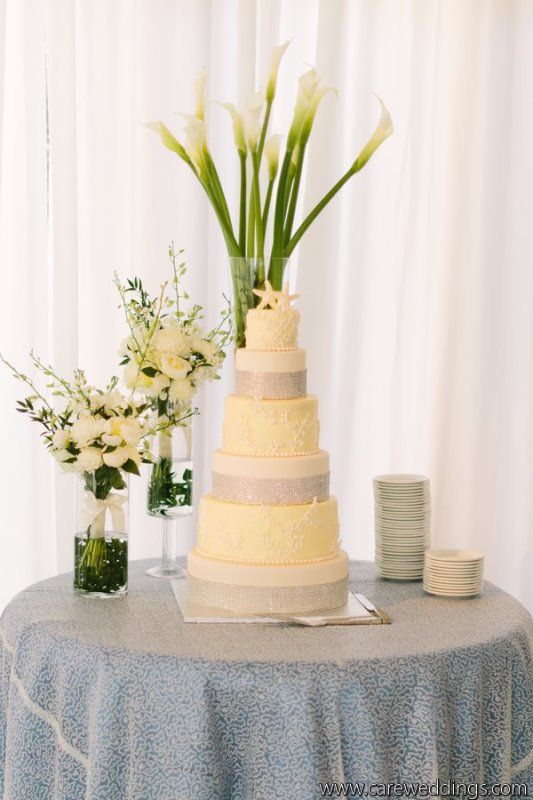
[74,472,129,598]
[228,257,297,348]
[146,423,193,579]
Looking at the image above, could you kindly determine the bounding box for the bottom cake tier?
[187,548,349,614]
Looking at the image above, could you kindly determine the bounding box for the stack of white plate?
[373,474,430,580]
[424,549,484,597]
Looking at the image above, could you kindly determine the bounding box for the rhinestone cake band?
[235,369,307,399]
[187,574,348,614]
[212,471,330,505]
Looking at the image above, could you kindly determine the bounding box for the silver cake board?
[171,580,388,625]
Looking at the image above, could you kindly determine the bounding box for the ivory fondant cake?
[187,281,349,614]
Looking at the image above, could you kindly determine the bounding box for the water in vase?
[147,456,193,518]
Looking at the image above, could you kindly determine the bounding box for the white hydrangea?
[70,416,105,448]
[193,365,218,384]
[90,391,126,414]
[191,337,220,364]
[168,378,196,406]
[77,446,104,472]
[152,325,193,357]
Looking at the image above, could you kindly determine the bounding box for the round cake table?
[0,560,532,800]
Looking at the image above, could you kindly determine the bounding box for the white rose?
[119,418,142,445]
[152,326,192,357]
[144,372,171,399]
[102,417,141,447]
[159,353,192,381]
[123,362,170,398]
[52,429,71,449]
[191,337,220,364]
[102,447,130,468]
[76,447,104,472]
[70,416,104,448]
[103,445,140,468]
[168,378,196,406]
[53,448,72,463]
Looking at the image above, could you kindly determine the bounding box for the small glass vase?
[74,472,128,598]
[146,423,193,579]
[228,257,295,348]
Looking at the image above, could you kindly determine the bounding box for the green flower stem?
[206,151,233,234]
[284,164,358,257]
[247,189,256,259]
[269,148,294,281]
[238,151,247,253]
[202,177,241,256]
[261,177,275,234]
[257,99,272,161]
[252,152,264,269]
[230,266,246,345]
[283,138,308,248]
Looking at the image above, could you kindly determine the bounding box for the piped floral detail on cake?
[245,306,301,352]
[223,399,318,457]
[197,496,340,564]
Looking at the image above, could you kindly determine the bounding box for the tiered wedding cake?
[187,282,349,614]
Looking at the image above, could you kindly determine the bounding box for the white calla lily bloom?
[265,134,282,180]
[266,40,291,102]
[180,114,208,172]
[194,67,207,121]
[221,103,247,155]
[244,92,264,152]
[352,97,393,171]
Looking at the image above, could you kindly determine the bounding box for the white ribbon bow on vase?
[82,492,127,537]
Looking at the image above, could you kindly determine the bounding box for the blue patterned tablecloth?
[0,559,532,800]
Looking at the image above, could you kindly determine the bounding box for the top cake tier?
[245,307,300,351]
[246,281,301,351]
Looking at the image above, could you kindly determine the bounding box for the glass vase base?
[74,587,128,599]
[145,565,187,580]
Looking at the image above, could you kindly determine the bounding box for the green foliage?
[147,457,193,516]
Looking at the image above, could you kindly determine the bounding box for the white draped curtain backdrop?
[1,0,532,612]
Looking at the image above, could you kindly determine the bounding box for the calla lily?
[266,40,291,103]
[194,68,207,121]
[145,121,191,165]
[300,84,336,142]
[180,114,209,173]
[287,69,321,148]
[352,97,393,171]
[221,102,247,155]
[244,92,265,152]
[264,134,282,180]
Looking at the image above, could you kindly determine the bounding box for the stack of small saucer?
[373,474,430,580]
[424,550,484,597]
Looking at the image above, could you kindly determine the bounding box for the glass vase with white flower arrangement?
[0,352,186,597]
[116,245,232,578]
[148,42,393,347]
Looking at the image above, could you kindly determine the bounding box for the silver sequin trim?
[235,369,307,399]
[187,575,348,614]
[212,472,330,505]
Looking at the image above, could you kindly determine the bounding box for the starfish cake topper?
[253,280,300,311]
